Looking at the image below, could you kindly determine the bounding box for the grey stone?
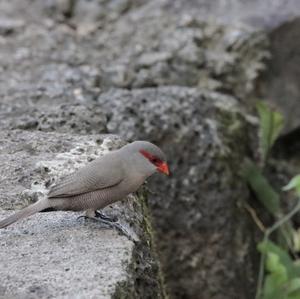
[0,1,102,109]
[0,211,133,299]
[0,0,268,109]
[93,13,267,99]
[0,130,164,299]
[3,0,299,298]
[4,103,107,135]
[254,18,300,134]
[72,0,136,24]
[154,0,300,29]
[97,86,257,299]
[175,0,300,135]
[0,18,24,35]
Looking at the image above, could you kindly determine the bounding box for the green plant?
[256,194,300,299]
[258,240,300,299]
[256,102,284,164]
[242,101,300,299]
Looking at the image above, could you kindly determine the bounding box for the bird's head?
[123,141,169,176]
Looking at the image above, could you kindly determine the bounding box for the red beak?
[157,162,170,176]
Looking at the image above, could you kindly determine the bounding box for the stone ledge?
[0,130,164,299]
[0,211,132,299]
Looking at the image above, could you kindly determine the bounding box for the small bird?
[0,141,169,230]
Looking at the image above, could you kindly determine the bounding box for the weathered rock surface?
[2,103,107,135]
[254,17,300,134]
[98,86,258,299]
[0,0,268,115]
[3,0,299,298]
[153,0,300,29]
[0,130,164,299]
[0,211,132,299]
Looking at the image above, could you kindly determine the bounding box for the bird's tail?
[0,199,50,229]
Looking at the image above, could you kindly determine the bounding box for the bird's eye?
[151,157,160,164]
[139,150,161,165]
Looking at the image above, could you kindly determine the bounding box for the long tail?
[0,199,50,229]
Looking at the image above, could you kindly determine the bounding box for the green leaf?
[292,229,300,252]
[259,243,300,299]
[256,101,284,162]
[287,278,300,299]
[287,278,300,294]
[262,252,287,299]
[263,275,285,299]
[242,159,280,216]
[283,175,300,197]
[258,240,300,278]
[266,252,287,280]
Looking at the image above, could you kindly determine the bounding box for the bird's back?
[48,151,124,198]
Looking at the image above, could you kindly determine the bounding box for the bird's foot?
[78,210,136,242]
[77,210,117,222]
[94,210,118,222]
[94,217,134,241]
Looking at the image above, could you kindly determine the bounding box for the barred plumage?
[0,141,168,229]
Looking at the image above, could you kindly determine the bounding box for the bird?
[0,141,169,231]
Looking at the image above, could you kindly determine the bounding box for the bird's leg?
[77,209,96,220]
[78,210,117,222]
[79,209,135,242]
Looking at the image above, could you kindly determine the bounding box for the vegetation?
[243,102,300,299]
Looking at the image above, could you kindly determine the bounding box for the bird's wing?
[48,153,123,198]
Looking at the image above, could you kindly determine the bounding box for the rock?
[0,210,133,299]
[3,103,107,134]
[0,130,165,299]
[97,86,258,299]
[0,0,284,298]
[93,13,267,99]
[179,0,300,136]
[0,0,267,113]
[254,18,300,134]
[0,18,24,35]
[154,0,300,29]
[72,0,136,24]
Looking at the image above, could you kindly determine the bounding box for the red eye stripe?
[140,149,170,176]
[139,149,162,166]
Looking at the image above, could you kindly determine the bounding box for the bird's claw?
[94,210,118,222]
[78,212,136,242]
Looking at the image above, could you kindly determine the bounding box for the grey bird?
[0,141,169,230]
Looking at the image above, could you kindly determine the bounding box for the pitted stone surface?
[0,211,132,299]
[0,130,163,299]
[98,86,258,299]
[2,0,299,298]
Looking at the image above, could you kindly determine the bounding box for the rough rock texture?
[157,0,300,29]
[254,18,300,134]
[245,1,300,227]
[88,15,267,100]
[0,211,133,299]
[0,0,268,115]
[2,103,107,134]
[2,0,299,298]
[98,87,258,299]
[0,130,164,299]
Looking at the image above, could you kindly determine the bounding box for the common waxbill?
[0,141,169,229]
